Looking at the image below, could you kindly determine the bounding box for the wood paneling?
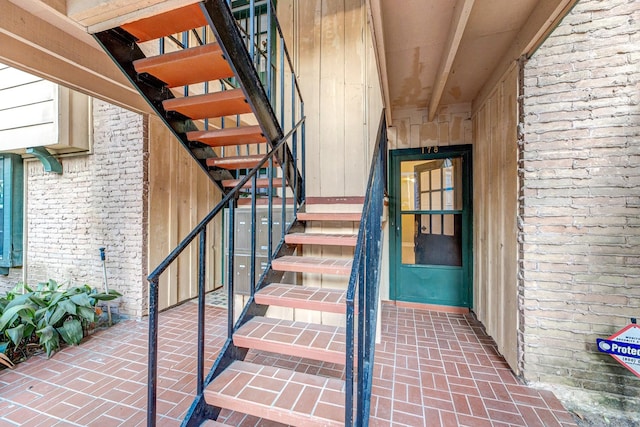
[0,64,91,153]
[148,117,221,310]
[0,67,55,145]
[472,64,519,373]
[285,0,382,198]
[0,0,150,114]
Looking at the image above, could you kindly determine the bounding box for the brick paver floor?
[0,299,577,426]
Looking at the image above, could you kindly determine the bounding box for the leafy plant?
[0,342,14,369]
[0,279,121,361]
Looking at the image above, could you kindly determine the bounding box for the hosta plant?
[0,279,121,361]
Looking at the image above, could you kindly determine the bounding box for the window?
[0,154,23,274]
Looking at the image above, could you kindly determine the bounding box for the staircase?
[95,1,298,197]
[200,205,363,426]
[93,1,386,426]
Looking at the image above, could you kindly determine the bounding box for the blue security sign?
[597,338,640,358]
[597,324,640,379]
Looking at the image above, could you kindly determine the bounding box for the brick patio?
[0,299,577,426]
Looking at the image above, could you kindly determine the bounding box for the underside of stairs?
[94,1,300,199]
[92,2,370,426]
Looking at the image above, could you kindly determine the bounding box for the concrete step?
[234,317,345,365]
[221,177,285,189]
[187,125,265,147]
[204,361,344,427]
[285,232,357,247]
[200,420,232,426]
[133,43,233,88]
[297,212,362,222]
[162,88,251,120]
[121,4,206,43]
[207,154,276,170]
[255,283,346,314]
[272,256,352,276]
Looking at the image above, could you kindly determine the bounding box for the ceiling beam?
[0,0,151,114]
[472,0,578,114]
[428,0,475,122]
[367,0,393,125]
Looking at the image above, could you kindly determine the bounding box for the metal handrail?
[146,1,307,425]
[147,118,304,426]
[345,111,387,426]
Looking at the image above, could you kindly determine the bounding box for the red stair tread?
[187,125,266,147]
[222,178,285,189]
[121,4,207,43]
[272,256,352,276]
[234,317,345,365]
[201,421,231,426]
[133,43,233,88]
[204,360,344,427]
[255,283,346,314]
[163,89,252,120]
[285,232,357,247]
[297,212,362,222]
[207,154,276,170]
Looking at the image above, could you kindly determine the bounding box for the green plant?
[0,280,121,360]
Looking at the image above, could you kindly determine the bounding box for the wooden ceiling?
[1,0,575,119]
[369,0,576,121]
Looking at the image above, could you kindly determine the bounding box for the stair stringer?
[200,0,303,204]
[93,28,234,192]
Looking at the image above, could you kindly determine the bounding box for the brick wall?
[0,99,148,318]
[522,0,640,409]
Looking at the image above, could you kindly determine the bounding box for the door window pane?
[401,213,463,266]
[400,157,463,212]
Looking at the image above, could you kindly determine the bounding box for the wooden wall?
[472,64,519,373]
[148,117,222,310]
[280,0,383,198]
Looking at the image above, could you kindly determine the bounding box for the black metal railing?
[146,121,304,426]
[345,111,387,426]
[153,0,305,202]
[144,1,305,426]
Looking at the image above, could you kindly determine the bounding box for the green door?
[389,146,472,307]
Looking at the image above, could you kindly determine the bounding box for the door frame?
[389,145,473,307]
